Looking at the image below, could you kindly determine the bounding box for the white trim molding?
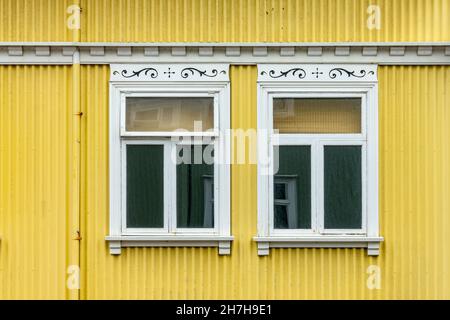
[107,63,232,255]
[110,64,229,82]
[258,64,377,82]
[0,42,449,65]
[253,236,384,256]
[256,63,383,256]
[106,235,234,255]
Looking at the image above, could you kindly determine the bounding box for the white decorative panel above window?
[110,64,229,82]
[258,64,377,82]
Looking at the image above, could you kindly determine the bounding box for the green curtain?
[126,145,164,228]
[324,146,362,229]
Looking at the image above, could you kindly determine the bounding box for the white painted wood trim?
[253,236,383,256]
[253,236,383,242]
[1,43,449,65]
[110,64,229,82]
[106,235,234,241]
[258,64,377,82]
[109,83,122,239]
[1,41,449,46]
[105,236,234,255]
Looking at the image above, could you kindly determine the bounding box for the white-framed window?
[255,64,383,256]
[106,64,232,255]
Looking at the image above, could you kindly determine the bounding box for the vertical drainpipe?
[67,0,82,301]
[68,48,81,301]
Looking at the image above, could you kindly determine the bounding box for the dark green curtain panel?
[177,145,214,228]
[324,146,362,229]
[274,146,311,229]
[126,145,164,228]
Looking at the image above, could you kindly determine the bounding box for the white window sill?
[105,235,234,255]
[253,236,384,256]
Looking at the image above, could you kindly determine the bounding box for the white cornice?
[0,42,449,65]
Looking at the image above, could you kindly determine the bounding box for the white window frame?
[106,64,232,255]
[255,64,383,256]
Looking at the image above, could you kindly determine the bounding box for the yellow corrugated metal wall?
[79,65,450,299]
[0,0,75,42]
[0,66,73,299]
[1,65,449,300]
[0,0,449,42]
[0,0,449,300]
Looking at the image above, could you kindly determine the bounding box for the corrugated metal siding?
[80,65,450,299]
[378,66,450,299]
[0,66,72,299]
[54,0,450,42]
[0,0,449,42]
[0,0,75,42]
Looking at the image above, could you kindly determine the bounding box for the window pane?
[126,97,214,132]
[177,145,215,228]
[274,205,289,229]
[274,183,287,200]
[273,98,361,133]
[324,146,362,229]
[126,145,164,228]
[274,146,311,229]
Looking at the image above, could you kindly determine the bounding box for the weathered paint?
[76,65,449,299]
[1,0,449,42]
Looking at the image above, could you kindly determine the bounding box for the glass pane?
[126,97,214,132]
[273,98,361,133]
[126,145,164,228]
[273,146,311,229]
[177,145,215,228]
[274,183,287,200]
[274,205,289,229]
[324,146,362,229]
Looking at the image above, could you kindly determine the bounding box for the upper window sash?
[120,92,220,137]
[269,92,368,139]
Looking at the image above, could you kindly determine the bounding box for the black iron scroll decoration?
[180,68,226,78]
[328,68,375,79]
[260,68,307,79]
[112,67,158,78]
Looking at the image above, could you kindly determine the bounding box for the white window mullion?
[311,140,319,234]
[267,137,274,234]
[167,141,177,233]
[316,142,325,234]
